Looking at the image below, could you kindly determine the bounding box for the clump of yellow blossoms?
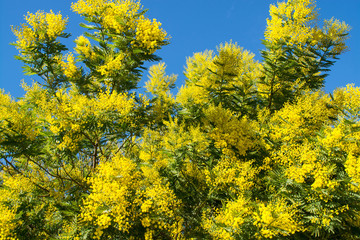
[12,10,68,52]
[80,153,182,239]
[0,90,40,143]
[136,17,167,53]
[177,50,215,105]
[57,53,79,78]
[265,0,350,54]
[254,200,303,239]
[72,0,168,54]
[81,154,140,237]
[97,53,126,77]
[72,0,140,22]
[144,63,176,122]
[178,41,260,107]
[203,196,251,239]
[0,173,34,240]
[74,35,94,59]
[72,0,141,33]
[265,0,316,45]
[205,104,257,157]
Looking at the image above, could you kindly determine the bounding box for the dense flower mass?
[136,17,168,53]
[97,53,126,77]
[74,35,93,59]
[1,0,358,239]
[265,0,316,45]
[12,10,68,52]
[71,0,168,54]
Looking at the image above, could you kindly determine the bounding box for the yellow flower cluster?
[97,53,126,77]
[253,199,303,239]
[60,221,81,240]
[319,123,346,151]
[0,173,35,240]
[210,158,256,194]
[145,63,176,122]
[265,0,350,54]
[308,205,349,228]
[139,118,210,197]
[12,10,67,52]
[81,153,182,239]
[71,0,107,16]
[72,0,168,57]
[334,84,360,124]
[58,53,79,78]
[270,91,335,143]
[203,196,251,239]
[74,35,94,59]
[139,168,181,231]
[81,154,139,238]
[138,129,169,169]
[323,18,350,55]
[215,42,260,83]
[0,90,40,143]
[183,50,215,85]
[21,85,135,151]
[345,152,360,192]
[136,17,167,53]
[265,0,316,45]
[72,0,141,32]
[0,204,17,240]
[161,118,210,155]
[178,42,261,107]
[145,63,176,99]
[205,104,257,157]
[12,24,36,53]
[102,1,141,32]
[270,91,342,191]
[177,50,214,105]
[279,142,337,191]
[325,85,360,191]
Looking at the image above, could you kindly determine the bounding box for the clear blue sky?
[1,0,359,99]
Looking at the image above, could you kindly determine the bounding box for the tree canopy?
[1,0,359,239]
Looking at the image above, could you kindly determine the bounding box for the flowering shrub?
[0,0,358,239]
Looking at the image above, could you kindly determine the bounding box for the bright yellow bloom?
[145,63,176,122]
[265,0,316,45]
[205,104,257,157]
[71,0,108,16]
[97,53,126,77]
[178,42,261,107]
[74,35,94,59]
[71,0,141,32]
[253,199,303,239]
[12,10,67,52]
[203,196,251,239]
[102,1,141,32]
[59,53,79,78]
[136,17,167,53]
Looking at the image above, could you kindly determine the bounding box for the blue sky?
[1,0,359,99]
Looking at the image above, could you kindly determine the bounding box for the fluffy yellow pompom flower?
[59,53,79,78]
[71,0,107,16]
[136,17,168,53]
[97,53,126,77]
[254,199,303,239]
[72,0,141,33]
[265,0,316,45]
[74,35,95,59]
[102,1,141,33]
[12,10,68,52]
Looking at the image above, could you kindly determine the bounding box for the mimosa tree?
[1,0,359,239]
